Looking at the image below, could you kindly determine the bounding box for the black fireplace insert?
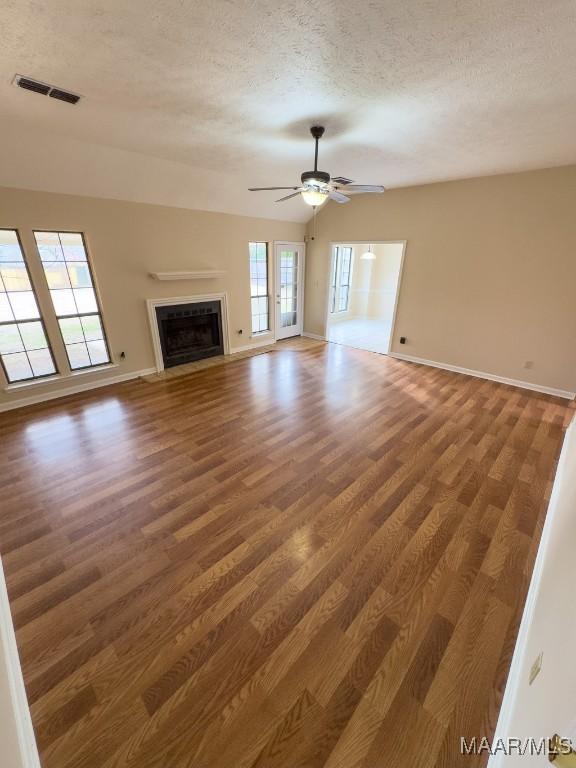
[156,300,224,368]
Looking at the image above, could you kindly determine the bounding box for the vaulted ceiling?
[2,0,576,223]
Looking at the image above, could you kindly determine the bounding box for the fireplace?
[155,300,224,368]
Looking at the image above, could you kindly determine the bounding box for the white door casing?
[274,242,305,340]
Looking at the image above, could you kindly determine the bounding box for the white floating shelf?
[149,270,226,281]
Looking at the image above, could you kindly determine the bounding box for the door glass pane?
[280,250,298,328]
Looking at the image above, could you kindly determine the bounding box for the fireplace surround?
[147,294,230,372]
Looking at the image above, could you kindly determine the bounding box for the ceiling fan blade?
[333,184,385,194]
[329,191,350,204]
[248,186,300,191]
[331,176,355,185]
[275,191,302,202]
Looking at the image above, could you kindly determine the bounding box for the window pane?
[87,339,109,365]
[3,352,33,382]
[0,324,24,354]
[44,263,71,289]
[28,348,56,377]
[0,263,31,291]
[68,263,92,287]
[59,317,84,344]
[67,343,91,369]
[51,289,77,316]
[81,315,103,341]
[73,288,97,313]
[9,292,40,320]
[60,233,87,261]
[0,230,23,262]
[35,232,65,262]
[0,294,14,322]
[19,321,48,351]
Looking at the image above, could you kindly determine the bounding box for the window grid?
[249,242,270,334]
[280,250,298,328]
[0,229,57,384]
[34,231,111,371]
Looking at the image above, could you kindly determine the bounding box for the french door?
[274,242,305,340]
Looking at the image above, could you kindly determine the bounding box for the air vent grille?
[17,77,51,96]
[49,88,81,105]
[13,74,81,105]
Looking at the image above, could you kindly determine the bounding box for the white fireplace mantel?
[146,293,231,372]
[149,271,226,281]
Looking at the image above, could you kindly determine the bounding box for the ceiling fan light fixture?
[361,245,376,260]
[301,188,329,207]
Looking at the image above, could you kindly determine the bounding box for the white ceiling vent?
[13,74,81,105]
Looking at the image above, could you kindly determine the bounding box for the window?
[331,246,353,313]
[34,231,111,370]
[0,229,57,383]
[249,242,269,333]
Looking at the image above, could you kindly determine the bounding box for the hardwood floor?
[0,340,572,768]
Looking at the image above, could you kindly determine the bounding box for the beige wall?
[0,186,304,407]
[366,243,403,320]
[305,166,576,394]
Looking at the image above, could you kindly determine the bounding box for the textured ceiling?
[1,0,576,222]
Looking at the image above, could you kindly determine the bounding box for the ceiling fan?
[248,126,385,206]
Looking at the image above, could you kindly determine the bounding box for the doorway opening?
[326,241,405,355]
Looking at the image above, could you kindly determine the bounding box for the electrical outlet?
[529,652,543,685]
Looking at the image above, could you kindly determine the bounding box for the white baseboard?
[302,332,326,341]
[233,338,276,353]
[390,352,575,400]
[488,418,576,767]
[0,558,41,768]
[0,368,157,413]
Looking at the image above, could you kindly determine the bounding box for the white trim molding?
[302,332,326,341]
[146,293,231,373]
[390,352,575,399]
[149,271,226,281]
[233,338,276,354]
[488,417,576,766]
[0,367,156,413]
[0,557,41,768]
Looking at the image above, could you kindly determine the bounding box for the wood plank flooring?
[0,340,572,768]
